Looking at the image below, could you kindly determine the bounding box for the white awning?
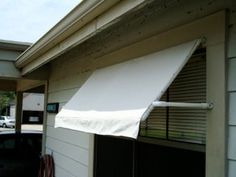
[55,39,202,139]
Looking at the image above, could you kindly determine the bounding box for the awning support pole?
[152,101,214,109]
[141,101,213,121]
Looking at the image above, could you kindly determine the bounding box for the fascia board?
[0,61,21,78]
[0,40,31,51]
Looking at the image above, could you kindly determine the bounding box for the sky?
[0,0,82,43]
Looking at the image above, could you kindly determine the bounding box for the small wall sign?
[47,103,59,113]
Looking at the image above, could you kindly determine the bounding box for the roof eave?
[15,0,120,68]
[0,39,31,51]
[16,0,148,75]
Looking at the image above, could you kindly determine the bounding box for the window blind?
[140,53,206,144]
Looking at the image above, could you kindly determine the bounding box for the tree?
[0,91,15,115]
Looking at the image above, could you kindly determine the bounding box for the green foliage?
[0,91,15,115]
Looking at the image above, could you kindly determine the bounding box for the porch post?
[15,91,23,133]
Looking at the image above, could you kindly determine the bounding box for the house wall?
[46,10,226,177]
[46,64,93,177]
[227,6,236,177]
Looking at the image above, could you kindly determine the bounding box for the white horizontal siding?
[227,9,236,177]
[46,136,89,165]
[46,124,91,177]
[228,58,236,91]
[46,148,88,177]
[228,160,236,177]
[53,151,88,177]
[229,92,236,125]
[46,148,76,177]
[227,24,236,58]
[46,59,93,177]
[228,126,236,160]
[54,165,76,177]
[46,126,90,149]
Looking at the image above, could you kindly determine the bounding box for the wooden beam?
[0,80,16,91]
[17,79,46,92]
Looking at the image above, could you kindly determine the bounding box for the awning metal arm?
[152,101,214,110]
[141,101,213,121]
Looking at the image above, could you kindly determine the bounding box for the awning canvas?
[55,39,201,139]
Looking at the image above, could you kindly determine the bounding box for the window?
[140,48,206,145]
